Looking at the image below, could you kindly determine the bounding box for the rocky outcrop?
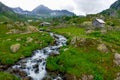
[0,64,10,71]
[71,37,99,47]
[27,26,39,33]
[64,74,94,80]
[26,37,33,43]
[6,29,22,34]
[97,44,109,53]
[114,53,120,66]
[10,43,21,53]
[81,74,94,80]
[114,73,120,80]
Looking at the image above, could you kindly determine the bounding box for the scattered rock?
[34,40,41,44]
[27,26,39,33]
[42,76,52,80]
[100,29,107,34]
[33,64,39,69]
[50,51,59,56]
[10,43,21,53]
[71,37,99,47]
[111,49,117,53]
[71,37,86,47]
[19,22,24,26]
[19,71,27,77]
[97,44,109,53]
[10,69,27,77]
[26,37,33,43]
[16,38,21,41]
[23,77,32,80]
[7,29,22,34]
[20,63,26,69]
[81,21,92,28]
[54,76,62,80]
[114,73,120,80]
[64,48,68,51]
[86,30,94,34]
[64,74,80,80]
[6,24,14,29]
[6,39,11,41]
[81,74,94,80]
[0,64,10,71]
[114,53,120,66]
[20,55,25,59]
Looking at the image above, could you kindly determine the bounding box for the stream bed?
[8,32,67,80]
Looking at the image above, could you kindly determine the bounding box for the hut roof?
[96,19,105,24]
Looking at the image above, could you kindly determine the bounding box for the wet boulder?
[49,51,59,56]
[19,71,27,77]
[0,64,9,71]
[23,77,32,80]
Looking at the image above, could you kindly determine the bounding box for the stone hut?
[40,22,51,26]
[93,19,105,28]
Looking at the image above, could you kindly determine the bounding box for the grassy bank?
[0,32,53,65]
[0,22,54,79]
[0,72,20,80]
[47,26,120,79]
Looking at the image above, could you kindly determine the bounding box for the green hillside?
[45,16,120,80]
[0,2,26,22]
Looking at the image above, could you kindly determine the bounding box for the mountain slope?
[12,7,30,15]
[101,0,120,18]
[32,5,52,14]
[0,2,26,21]
[31,5,52,17]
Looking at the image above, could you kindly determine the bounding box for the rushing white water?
[11,33,67,80]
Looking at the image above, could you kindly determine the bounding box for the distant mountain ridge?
[12,7,30,15]
[12,5,75,17]
[101,0,120,18]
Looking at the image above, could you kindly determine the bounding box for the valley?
[0,0,120,80]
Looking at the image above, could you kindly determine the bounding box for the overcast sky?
[0,0,117,15]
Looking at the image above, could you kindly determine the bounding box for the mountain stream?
[8,32,67,80]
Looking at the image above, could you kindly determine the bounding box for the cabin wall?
[93,20,104,27]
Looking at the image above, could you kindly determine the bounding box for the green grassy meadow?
[46,24,120,79]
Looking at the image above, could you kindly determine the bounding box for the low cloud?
[72,0,117,15]
[0,0,117,15]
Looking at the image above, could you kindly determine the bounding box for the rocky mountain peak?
[32,5,52,12]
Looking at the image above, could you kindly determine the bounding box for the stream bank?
[7,32,67,80]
